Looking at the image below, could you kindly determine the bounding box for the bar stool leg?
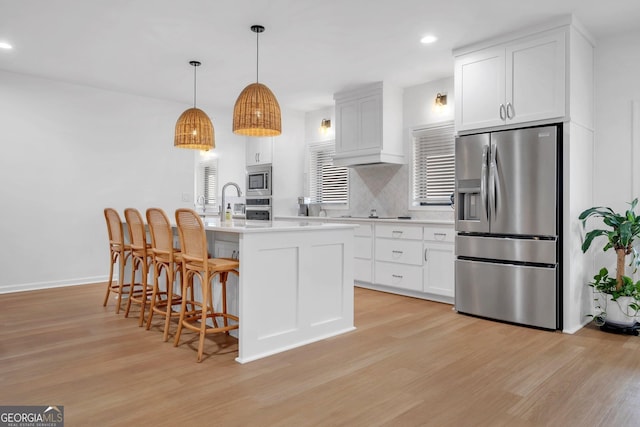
[220,272,229,332]
[145,261,161,331]
[197,271,211,363]
[104,251,116,307]
[116,252,128,314]
[174,269,190,348]
[137,258,150,327]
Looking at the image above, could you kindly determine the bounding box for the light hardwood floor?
[1,283,639,426]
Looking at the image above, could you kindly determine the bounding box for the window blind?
[308,141,348,203]
[412,121,455,205]
[196,159,218,207]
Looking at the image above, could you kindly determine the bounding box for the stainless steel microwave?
[246,164,272,197]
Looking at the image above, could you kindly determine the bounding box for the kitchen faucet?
[220,182,242,221]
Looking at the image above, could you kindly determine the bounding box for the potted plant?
[579,198,640,328]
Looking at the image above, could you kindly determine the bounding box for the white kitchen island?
[201,218,356,363]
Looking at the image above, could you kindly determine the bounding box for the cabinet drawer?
[375,224,422,240]
[375,261,422,291]
[423,226,454,243]
[355,236,372,259]
[354,222,373,237]
[375,239,423,265]
[354,258,372,283]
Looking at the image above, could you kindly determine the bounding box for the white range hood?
[333,81,404,167]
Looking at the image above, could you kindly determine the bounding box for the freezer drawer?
[456,234,557,265]
[455,259,557,329]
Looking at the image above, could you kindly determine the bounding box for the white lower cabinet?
[276,217,455,303]
[354,222,373,283]
[370,222,455,303]
[422,226,455,299]
[374,224,423,292]
[375,262,423,291]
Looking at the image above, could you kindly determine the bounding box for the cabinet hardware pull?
[425,248,428,262]
[499,104,506,120]
[434,232,447,240]
[506,102,514,119]
[392,231,403,238]
[392,274,403,279]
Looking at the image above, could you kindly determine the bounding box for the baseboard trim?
[0,275,110,294]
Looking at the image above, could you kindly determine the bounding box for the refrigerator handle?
[490,142,497,217]
[481,145,489,219]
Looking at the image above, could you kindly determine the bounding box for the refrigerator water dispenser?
[461,192,480,221]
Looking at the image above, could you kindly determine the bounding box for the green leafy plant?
[589,267,640,309]
[579,198,640,291]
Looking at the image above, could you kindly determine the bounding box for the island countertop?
[202,218,358,233]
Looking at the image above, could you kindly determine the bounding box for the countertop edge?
[202,219,358,233]
[274,216,454,226]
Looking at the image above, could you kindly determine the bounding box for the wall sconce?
[435,93,447,107]
[320,118,331,134]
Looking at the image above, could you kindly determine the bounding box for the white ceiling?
[1,0,640,112]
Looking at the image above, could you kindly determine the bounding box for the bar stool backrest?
[146,208,175,256]
[124,208,147,251]
[104,208,125,248]
[175,209,208,264]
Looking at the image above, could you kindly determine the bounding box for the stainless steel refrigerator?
[454,125,561,330]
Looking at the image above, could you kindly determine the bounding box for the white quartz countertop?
[202,218,358,233]
[275,215,454,226]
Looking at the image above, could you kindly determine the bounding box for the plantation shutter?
[412,121,455,205]
[308,141,349,203]
[196,159,218,207]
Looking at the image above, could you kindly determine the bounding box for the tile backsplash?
[322,163,454,221]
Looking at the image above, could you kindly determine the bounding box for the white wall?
[0,70,305,293]
[402,76,454,130]
[586,29,640,300]
[272,109,306,216]
[0,71,193,292]
[594,30,640,209]
[196,107,246,208]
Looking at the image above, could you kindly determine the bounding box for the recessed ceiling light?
[0,42,13,50]
[420,35,438,44]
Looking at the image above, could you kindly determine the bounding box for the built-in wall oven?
[246,164,272,197]
[245,197,271,221]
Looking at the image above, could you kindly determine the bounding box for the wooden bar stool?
[174,208,240,362]
[123,208,154,326]
[145,207,190,342]
[103,208,133,314]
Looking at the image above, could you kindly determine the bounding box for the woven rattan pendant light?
[233,25,281,137]
[174,60,214,151]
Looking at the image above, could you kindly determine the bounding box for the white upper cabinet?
[455,47,506,130]
[246,137,273,166]
[333,82,404,166]
[455,28,566,132]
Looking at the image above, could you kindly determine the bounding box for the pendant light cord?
[256,30,260,83]
[193,64,197,108]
